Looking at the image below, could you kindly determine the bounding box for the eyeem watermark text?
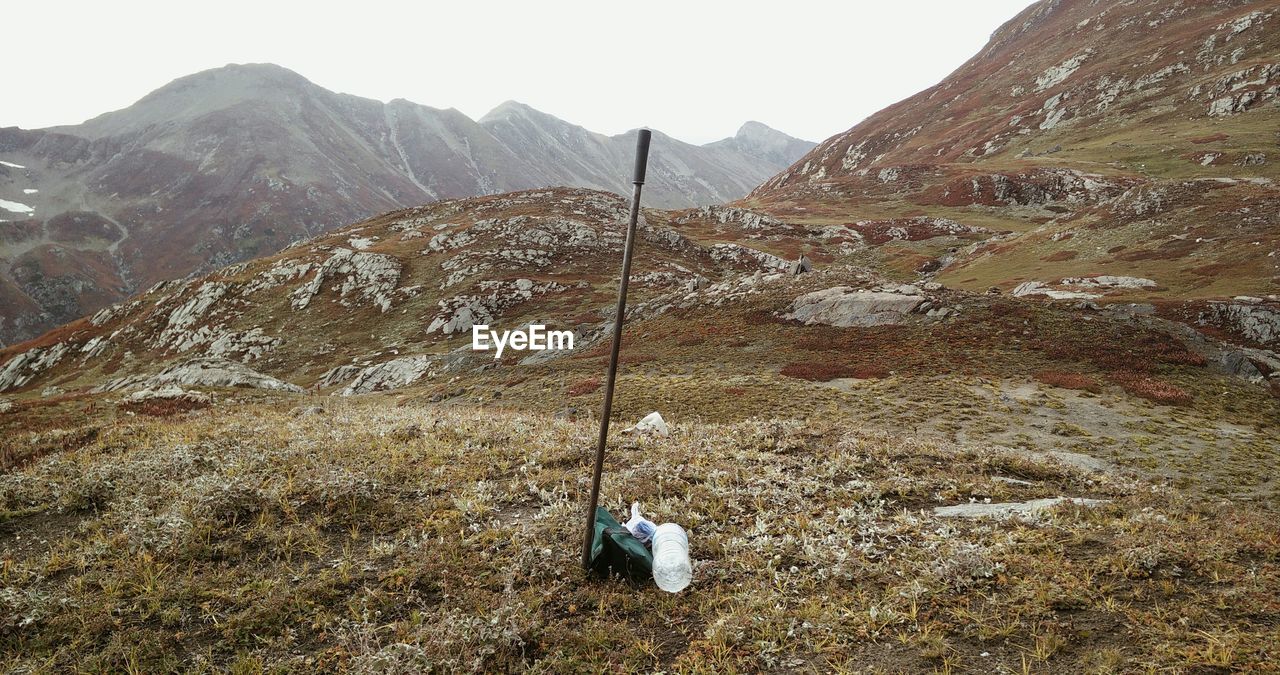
[472,324,574,359]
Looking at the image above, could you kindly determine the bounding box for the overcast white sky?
[4,0,1033,145]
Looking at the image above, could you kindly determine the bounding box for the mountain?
[747,0,1279,301]
[0,64,813,345]
[479,103,812,208]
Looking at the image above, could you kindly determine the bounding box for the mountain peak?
[707,121,814,167]
[735,120,775,137]
[479,100,541,124]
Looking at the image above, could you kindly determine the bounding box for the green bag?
[588,506,653,585]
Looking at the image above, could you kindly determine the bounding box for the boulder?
[317,364,363,388]
[686,275,711,292]
[784,287,924,327]
[1011,281,1099,300]
[788,255,812,276]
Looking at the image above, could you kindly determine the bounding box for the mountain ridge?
[0,63,813,345]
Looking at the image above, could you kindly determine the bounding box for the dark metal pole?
[581,128,652,571]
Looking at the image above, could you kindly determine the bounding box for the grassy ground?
[2,400,1278,672]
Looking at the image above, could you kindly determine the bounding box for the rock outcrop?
[338,356,437,396]
[97,358,303,393]
[784,287,925,327]
[1200,300,1280,348]
[292,248,402,312]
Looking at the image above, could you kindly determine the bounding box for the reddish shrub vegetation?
[567,377,602,396]
[1190,262,1231,277]
[1189,133,1229,144]
[1034,370,1101,393]
[1032,325,1203,372]
[850,364,890,379]
[676,335,706,347]
[1042,250,1079,262]
[1109,371,1193,405]
[742,308,785,326]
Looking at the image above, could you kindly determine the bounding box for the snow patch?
[0,161,25,169]
[0,199,35,214]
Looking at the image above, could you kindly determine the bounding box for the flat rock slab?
[785,287,923,327]
[934,497,1107,519]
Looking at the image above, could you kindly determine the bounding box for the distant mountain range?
[0,63,813,344]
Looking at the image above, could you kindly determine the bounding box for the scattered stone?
[1104,303,1156,317]
[673,205,786,230]
[123,385,211,405]
[1060,275,1157,290]
[0,398,12,413]
[554,407,580,421]
[292,405,326,417]
[926,307,956,319]
[788,255,812,276]
[1045,451,1115,474]
[708,243,789,271]
[934,497,1107,519]
[992,476,1035,487]
[41,386,64,398]
[785,287,924,327]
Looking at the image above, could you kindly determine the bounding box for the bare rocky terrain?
[2,0,1280,671]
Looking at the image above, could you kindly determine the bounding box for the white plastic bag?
[623,502,656,545]
[624,411,669,437]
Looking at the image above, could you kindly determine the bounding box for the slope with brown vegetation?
[2,401,1278,672]
[744,0,1279,302]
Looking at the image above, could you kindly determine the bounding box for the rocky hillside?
[0,64,812,345]
[747,0,1279,303]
